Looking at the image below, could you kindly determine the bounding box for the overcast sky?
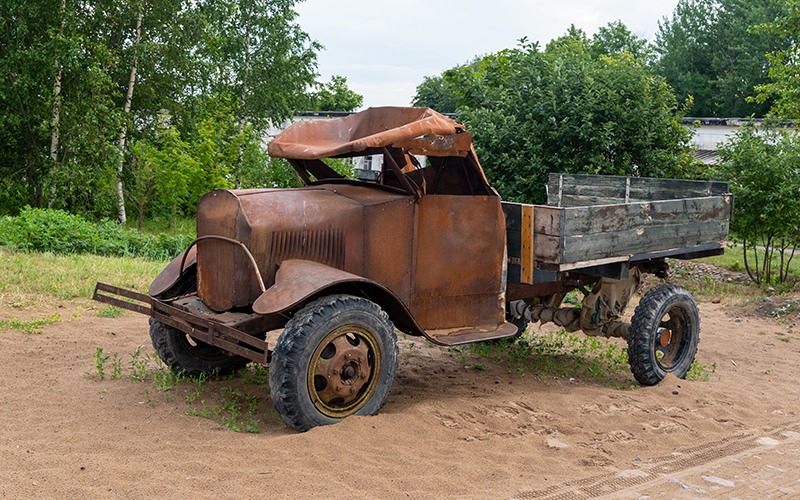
[294,0,681,109]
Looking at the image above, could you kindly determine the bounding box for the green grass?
[0,247,165,301]
[449,329,717,389]
[0,312,64,334]
[88,346,276,433]
[138,216,196,236]
[699,244,800,285]
[450,330,637,389]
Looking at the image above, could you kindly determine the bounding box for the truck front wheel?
[627,284,700,385]
[149,319,249,377]
[269,295,398,431]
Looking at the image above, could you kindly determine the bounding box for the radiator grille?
[269,229,345,270]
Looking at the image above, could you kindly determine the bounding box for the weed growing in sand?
[129,346,149,381]
[768,300,800,319]
[449,330,637,388]
[110,352,123,379]
[218,387,261,432]
[88,346,275,433]
[686,361,716,381]
[95,305,122,318]
[0,312,63,334]
[92,347,110,380]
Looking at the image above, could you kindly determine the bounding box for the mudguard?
[149,246,197,297]
[253,259,410,320]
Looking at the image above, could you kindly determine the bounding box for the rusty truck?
[94,107,731,431]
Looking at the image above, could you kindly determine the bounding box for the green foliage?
[655,0,787,117]
[751,0,800,118]
[236,150,303,189]
[686,361,717,381]
[591,20,653,62]
[95,305,123,318]
[0,313,63,335]
[92,347,110,381]
[0,207,194,260]
[436,28,696,203]
[713,122,800,283]
[412,75,458,113]
[90,346,274,433]
[309,76,363,112]
[451,330,637,388]
[0,0,321,220]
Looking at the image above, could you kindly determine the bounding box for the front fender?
[251,259,411,321]
[149,246,197,298]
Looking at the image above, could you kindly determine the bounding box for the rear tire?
[269,295,398,432]
[149,319,249,377]
[627,285,700,386]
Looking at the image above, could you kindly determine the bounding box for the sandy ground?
[1,287,799,499]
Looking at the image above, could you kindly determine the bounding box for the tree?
[309,75,363,112]
[714,122,799,283]
[751,0,800,118]
[591,20,652,62]
[411,75,458,113]
[655,0,787,117]
[0,0,63,211]
[198,0,319,133]
[0,0,323,221]
[436,29,696,204]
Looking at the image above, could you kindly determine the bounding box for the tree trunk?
[47,0,66,209]
[116,10,143,226]
[236,16,251,188]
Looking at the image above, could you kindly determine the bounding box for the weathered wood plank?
[562,195,731,236]
[547,173,730,207]
[531,205,562,235]
[532,234,562,264]
[629,176,729,199]
[559,194,627,207]
[521,205,534,283]
[561,219,729,264]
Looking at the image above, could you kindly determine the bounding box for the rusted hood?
[268,107,469,159]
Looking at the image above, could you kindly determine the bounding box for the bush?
[0,207,195,261]
[713,121,800,283]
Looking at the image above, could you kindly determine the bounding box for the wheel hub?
[655,310,686,370]
[308,326,381,418]
[658,328,672,347]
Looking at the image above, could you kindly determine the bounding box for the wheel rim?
[307,324,382,418]
[177,334,230,361]
[653,306,690,371]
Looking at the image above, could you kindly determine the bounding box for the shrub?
[713,121,800,283]
[0,207,194,261]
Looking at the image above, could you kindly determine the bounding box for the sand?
[1,290,799,499]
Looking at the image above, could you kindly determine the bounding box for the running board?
[427,321,519,346]
[92,283,269,364]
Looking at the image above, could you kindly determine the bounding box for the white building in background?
[683,118,793,165]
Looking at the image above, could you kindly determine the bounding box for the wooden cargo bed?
[503,174,732,283]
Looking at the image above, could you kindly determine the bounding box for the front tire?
[269,295,398,432]
[149,319,249,377]
[627,284,700,386]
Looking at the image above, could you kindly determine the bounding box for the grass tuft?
[87,346,276,433]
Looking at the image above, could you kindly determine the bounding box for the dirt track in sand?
[1,290,799,499]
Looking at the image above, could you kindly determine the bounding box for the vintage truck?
[94,107,731,431]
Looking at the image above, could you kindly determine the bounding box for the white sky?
[295,0,681,109]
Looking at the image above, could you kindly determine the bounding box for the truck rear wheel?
[149,319,249,377]
[627,285,700,386]
[269,294,398,431]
